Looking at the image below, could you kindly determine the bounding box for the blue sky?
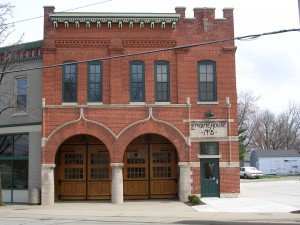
[4,0,300,114]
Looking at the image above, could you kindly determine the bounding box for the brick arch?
[115,120,189,162]
[43,119,116,164]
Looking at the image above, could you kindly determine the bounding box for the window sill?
[62,103,78,106]
[87,102,103,106]
[130,102,145,105]
[12,112,28,117]
[197,101,219,105]
[155,102,170,105]
[197,154,221,159]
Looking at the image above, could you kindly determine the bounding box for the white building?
[250,150,300,175]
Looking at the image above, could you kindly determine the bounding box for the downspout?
[226,97,232,163]
[186,97,191,162]
[42,98,46,163]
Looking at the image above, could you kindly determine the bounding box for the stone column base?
[178,162,193,202]
[41,164,56,205]
[111,163,124,204]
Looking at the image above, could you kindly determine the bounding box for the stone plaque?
[190,121,227,138]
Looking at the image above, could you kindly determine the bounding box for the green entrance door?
[200,159,220,197]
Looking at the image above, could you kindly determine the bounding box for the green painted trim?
[0,122,41,128]
[0,156,28,160]
[130,60,145,102]
[0,56,42,65]
[154,60,170,102]
[87,61,103,102]
[0,40,43,54]
[62,61,78,103]
[198,60,217,102]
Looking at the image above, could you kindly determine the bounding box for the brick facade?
[41,6,239,204]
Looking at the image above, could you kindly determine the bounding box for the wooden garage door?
[57,145,111,200]
[124,144,177,199]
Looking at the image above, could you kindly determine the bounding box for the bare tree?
[276,102,300,149]
[0,2,24,206]
[248,109,277,150]
[237,90,260,155]
[0,2,24,115]
[239,99,300,152]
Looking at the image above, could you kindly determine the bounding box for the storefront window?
[14,135,29,157]
[0,135,13,157]
[0,134,29,190]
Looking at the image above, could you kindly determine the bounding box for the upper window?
[15,77,27,113]
[155,61,170,102]
[130,61,144,102]
[63,62,77,103]
[88,61,102,102]
[198,61,216,101]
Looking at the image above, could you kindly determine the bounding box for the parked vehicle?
[240,167,264,179]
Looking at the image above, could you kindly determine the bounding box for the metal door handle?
[216,179,218,184]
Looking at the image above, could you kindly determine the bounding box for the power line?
[1,28,299,75]
[5,0,113,25]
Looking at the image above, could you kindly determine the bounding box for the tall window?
[155,61,170,102]
[0,134,29,202]
[88,61,102,102]
[15,77,27,113]
[130,61,144,102]
[198,61,216,101]
[63,62,77,103]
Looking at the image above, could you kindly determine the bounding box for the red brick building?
[41,5,239,205]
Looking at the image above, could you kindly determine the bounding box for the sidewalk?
[1,200,300,224]
[0,178,299,224]
[194,178,300,214]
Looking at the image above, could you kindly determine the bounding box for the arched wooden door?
[55,135,111,200]
[123,135,178,200]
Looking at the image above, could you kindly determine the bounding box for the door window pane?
[64,154,83,164]
[204,162,215,180]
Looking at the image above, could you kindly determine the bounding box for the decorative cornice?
[41,47,56,54]
[123,40,176,48]
[54,39,110,48]
[49,12,180,29]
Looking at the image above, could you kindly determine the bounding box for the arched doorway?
[55,135,111,200]
[123,134,178,200]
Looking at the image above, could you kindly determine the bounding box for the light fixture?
[205,108,215,118]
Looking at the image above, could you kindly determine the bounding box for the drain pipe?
[225,97,232,163]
